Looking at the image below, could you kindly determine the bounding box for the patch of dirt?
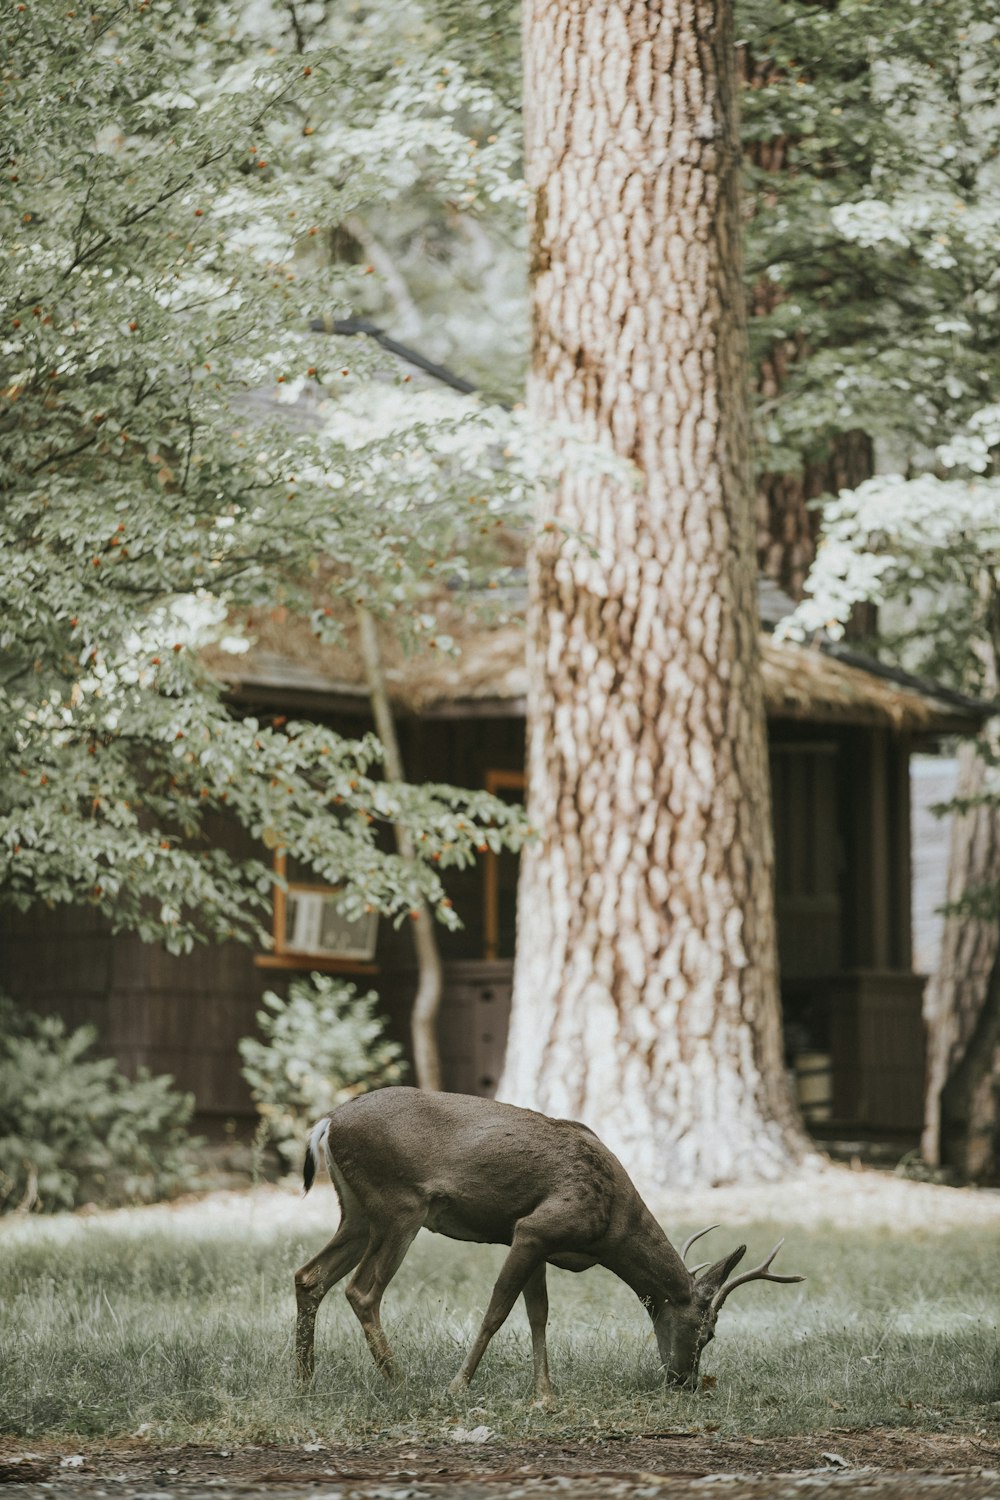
[2,1429,999,1493]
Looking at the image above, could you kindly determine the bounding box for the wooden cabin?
[0,589,984,1147]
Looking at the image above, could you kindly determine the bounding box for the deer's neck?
[603,1199,693,1312]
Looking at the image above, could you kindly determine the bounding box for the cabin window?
[482,769,526,961]
[255,849,379,973]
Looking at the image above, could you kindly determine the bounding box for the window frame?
[254,848,379,974]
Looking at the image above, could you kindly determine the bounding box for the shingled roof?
[204,585,986,736]
[226,336,987,736]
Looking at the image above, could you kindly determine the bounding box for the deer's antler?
[709,1237,805,1311]
[680,1223,720,1263]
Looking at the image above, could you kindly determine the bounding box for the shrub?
[0,996,198,1213]
[238,974,406,1169]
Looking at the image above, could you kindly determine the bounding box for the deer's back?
[326,1087,625,1249]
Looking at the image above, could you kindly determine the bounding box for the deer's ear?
[694,1245,746,1302]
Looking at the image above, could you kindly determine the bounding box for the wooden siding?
[0,708,929,1136]
[829,971,927,1133]
[381,963,514,1098]
[0,903,266,1118]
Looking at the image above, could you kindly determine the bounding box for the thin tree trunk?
[922,574,1000,1178]
[922,735,1000,1176]
[355,608,443,1092]
[941,945,1000,1181]
[499,0,809,1191]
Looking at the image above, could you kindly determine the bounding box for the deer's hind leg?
[522,1262,554,1403]
[295,1190,368,1383]
[344,1200,424,1385]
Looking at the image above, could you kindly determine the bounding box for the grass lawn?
[1,1185,998,1447]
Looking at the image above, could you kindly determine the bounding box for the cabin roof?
[225,363,988,737]
[205,588,987,736]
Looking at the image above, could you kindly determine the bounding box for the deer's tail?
[303,1116,332,1195]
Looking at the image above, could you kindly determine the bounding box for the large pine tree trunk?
[499,0,809,1190]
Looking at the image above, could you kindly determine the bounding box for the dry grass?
[1,1171,999,1445]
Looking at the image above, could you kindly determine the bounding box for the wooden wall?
[0,706,925,1135]
[0,711,528,1126]
[0,901,266,1120]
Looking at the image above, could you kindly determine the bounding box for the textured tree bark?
[499,0,809,1190]
[355,608,443,1092]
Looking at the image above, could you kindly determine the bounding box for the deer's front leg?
[522,1262,554,1404]
[449,1231,543,1395]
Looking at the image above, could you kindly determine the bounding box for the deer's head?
[654,1228,804,1390]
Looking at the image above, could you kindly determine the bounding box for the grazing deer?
[295,1087,803,1398]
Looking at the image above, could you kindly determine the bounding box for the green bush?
[238,974,405,1169]
[0,997,198,1213]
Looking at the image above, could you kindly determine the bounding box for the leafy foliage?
[1,0,528,954]
[237,972,405,1168]
[0,996,197,1213]
[778,407,1000,697]
[4,0,998,958]
[739,0,1000,479]
[320,0,1000,498]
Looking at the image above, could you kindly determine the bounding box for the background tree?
[7,0,995,1138]
[780,424,1000,1178]
[739,0,874,596]
[324,2,997,609]
[1,0,529,956]
[497,0,810,1191]
[771,0,1000,1179]
[737,0,1000,598]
